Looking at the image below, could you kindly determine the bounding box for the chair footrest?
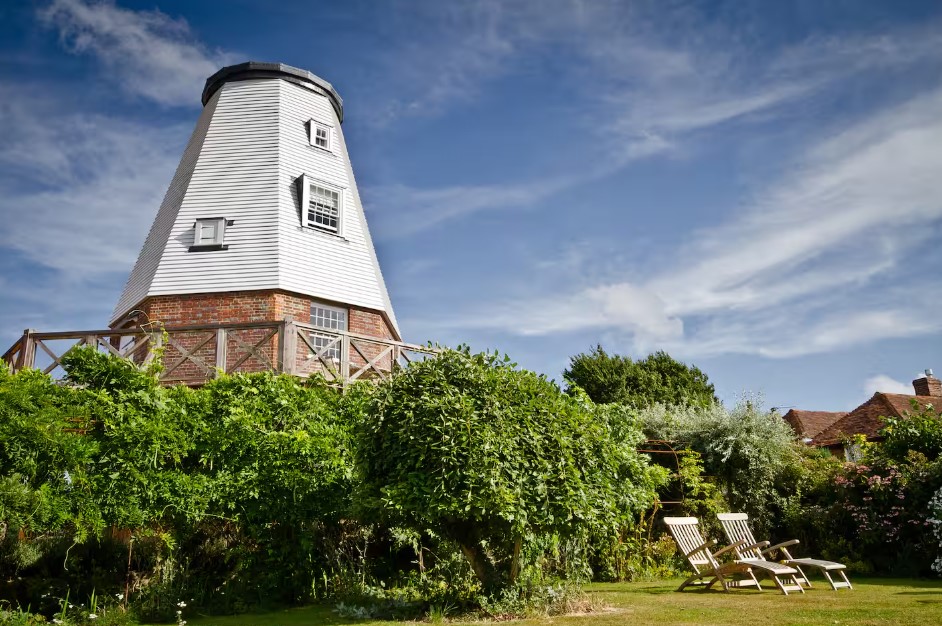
[737,559,798,575]
[788,558,845,571]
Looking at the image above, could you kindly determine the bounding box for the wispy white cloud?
[366,1,521,123]
[365,4,942,239]
[438,85,942,358]
[0,85,186,276]
[39,0,236,106]
[365,178,571,239]
[864,374,916,397]
[1,0,231,342]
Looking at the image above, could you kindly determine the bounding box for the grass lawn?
[177,578,942,626]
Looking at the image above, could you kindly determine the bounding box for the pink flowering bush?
[792,447,942,575]
[780,404,942,576]
[929,488,942,575]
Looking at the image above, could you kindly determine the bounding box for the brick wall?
[274,292,311,323]
[140,291,280,326]
[136,292,283,381]
[349,306,394,340]
[135,291,393,335]
[121,290,397,383]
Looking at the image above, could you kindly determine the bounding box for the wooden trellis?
[638,439,698,507]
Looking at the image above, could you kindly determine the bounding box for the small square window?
[189,218,228,251]
[198,221,218,245]
[308,120,331,151]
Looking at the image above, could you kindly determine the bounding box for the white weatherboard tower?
[111,62,400,342]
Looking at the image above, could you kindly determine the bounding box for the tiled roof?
[813,393,942,446]
[782,409,847,439]
[882,393,940,417]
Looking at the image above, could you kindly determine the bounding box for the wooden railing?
[2,321,435,386]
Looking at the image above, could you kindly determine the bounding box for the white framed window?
[308,120,331,151]
[297,174,342,234]
[310,302,347,362]
[190,217,228,250]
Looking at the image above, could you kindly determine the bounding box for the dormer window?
[189,217,229,251]
[297,175,341,234]
[309,120,331,151]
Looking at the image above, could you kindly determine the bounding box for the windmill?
[109,62,403,381]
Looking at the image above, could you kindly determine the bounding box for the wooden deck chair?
[664,517,800,594]
[717,513,852,591]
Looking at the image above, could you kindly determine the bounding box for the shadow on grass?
[895,591,942,596]
[589,583,770,596]
[188,604,362,626]
[852,577,942,589]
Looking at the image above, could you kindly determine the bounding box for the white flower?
[53,620,62,625]
[177,601,187,607]
[116,593,124,600]
[89,614,98,619]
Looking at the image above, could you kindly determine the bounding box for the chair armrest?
[740,540,769,554]
[712,539,746,558]
[684,539,716,558]
[761,539,799,555]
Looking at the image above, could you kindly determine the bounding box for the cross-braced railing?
[2,321,435,386]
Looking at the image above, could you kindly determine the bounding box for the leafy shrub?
[0,366,105,544]
[0,347,367,618]
[356,347,661,592]
[881,401,942,462]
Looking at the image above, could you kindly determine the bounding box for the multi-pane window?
[312,304,346,331]
[310,303,347,362]
[309,120,331,151]
[308,184,340,232]
[314,125,329,149]
[297,174,342,234]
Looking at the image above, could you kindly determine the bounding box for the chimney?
[913,369,942,397]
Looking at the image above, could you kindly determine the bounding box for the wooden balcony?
[2,321,434,386]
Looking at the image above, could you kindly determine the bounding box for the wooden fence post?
[281,321,297,375]
[16,329,36,370]
[215,328,227,376]
[340,333,350,387]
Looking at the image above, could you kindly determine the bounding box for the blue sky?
[1,0,941,411]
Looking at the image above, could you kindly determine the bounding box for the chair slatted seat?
[665,517,801,594]
[718,513,852,591]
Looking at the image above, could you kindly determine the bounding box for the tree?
[638,397,799,535]
[563,346,716,408]
[355,347,660,591]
